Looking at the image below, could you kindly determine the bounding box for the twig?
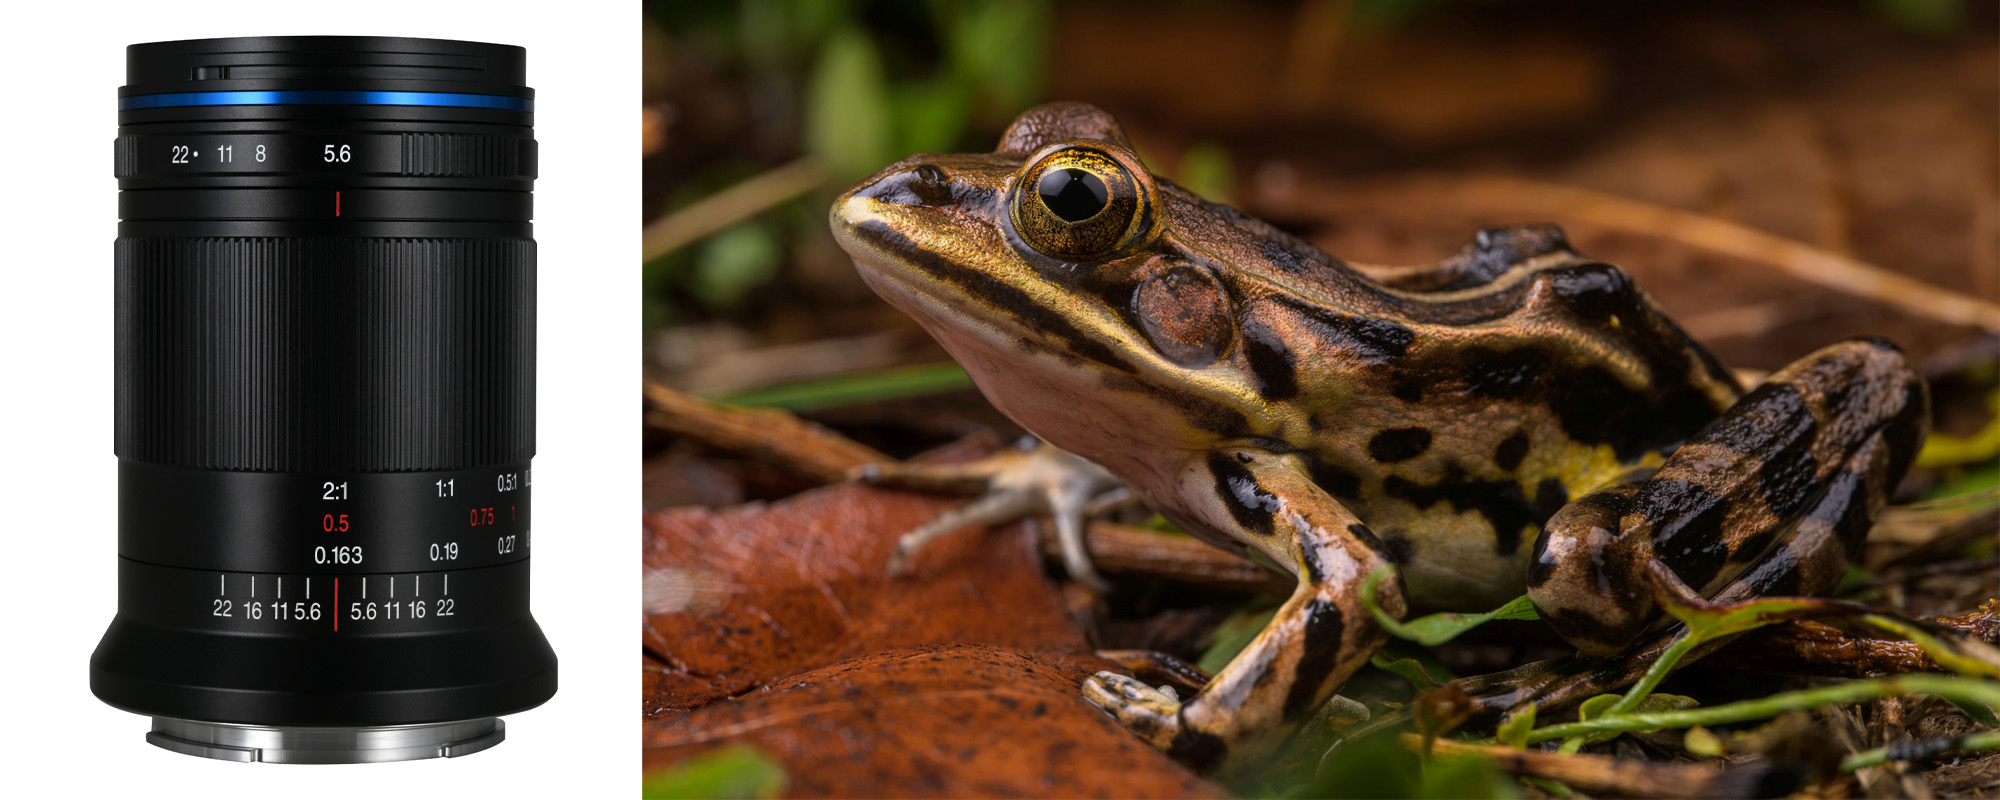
[1740,620,1942,677]
[1295,174,2000,332]
[1876,503,2000,570]
[641,158,827,261]
[643,380,888,484]
[1037,520,1289,594]
[647,380,1280,590]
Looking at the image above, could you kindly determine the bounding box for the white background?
[0,2,637,795]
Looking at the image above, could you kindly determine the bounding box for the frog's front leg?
[856,439,1124,590]
[1083,445,1404,771]
[1529,338,1929,657]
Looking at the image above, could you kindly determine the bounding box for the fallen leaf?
[646,644,1216,798]
[643,483,1089,713]
[643,483,1215,797]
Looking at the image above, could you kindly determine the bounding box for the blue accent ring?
[120,90,532,111]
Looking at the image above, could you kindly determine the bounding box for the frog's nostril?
[857,164,955,208]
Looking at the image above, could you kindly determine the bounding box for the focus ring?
[115,237,535,471]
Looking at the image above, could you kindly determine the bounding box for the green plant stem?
[1521,675,2000,745]
[1840,729,2000,772]
[1601,631,1698,717]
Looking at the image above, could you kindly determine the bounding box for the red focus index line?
[334,578,340,631]
[335,191,342,217]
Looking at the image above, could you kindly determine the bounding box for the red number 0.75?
[469,507,496,526]
[322,513,350,532]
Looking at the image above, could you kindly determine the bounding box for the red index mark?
[334,578,340,631]
[335,191,342,217]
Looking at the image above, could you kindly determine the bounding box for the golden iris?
[1010,146,1154,261]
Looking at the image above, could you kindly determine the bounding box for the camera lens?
[91,36,555,763]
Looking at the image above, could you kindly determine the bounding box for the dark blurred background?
[642,0,1997,505]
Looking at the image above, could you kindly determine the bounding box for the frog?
[827,101,1930,771]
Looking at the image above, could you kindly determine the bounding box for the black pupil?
[1037,168,1108,223]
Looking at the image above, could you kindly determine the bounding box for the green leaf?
[1684,726,1723,757]
[940,0,1048,117]
[642,744,788,799]
[690,223,782,309]
[805,26,893,182]
[1417,751,1522,800]
[1496,704,1536,749]
[1371,640,1455,691]
[1575,692,1699,744]
[892,79,968,157]
[1283,725,1423,799]
[1363,569,1538,646]
[1657,590,1831,640]
[1575,693,1614,723]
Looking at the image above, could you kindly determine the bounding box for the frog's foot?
[1082,671,1184,751]
[858,439,1125,591]
[1074,445,1404,773]
[1095,649,1212,696]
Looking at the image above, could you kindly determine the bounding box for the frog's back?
[1160,182,1743,607]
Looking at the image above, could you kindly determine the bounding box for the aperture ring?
[115,133,537,181]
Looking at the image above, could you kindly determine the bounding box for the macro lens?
[92,36,555,763]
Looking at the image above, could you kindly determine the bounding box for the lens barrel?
[92,37,555,763]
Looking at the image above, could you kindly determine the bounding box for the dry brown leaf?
[642,484,1213,796]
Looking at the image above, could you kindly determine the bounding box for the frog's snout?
[846,158,962,211]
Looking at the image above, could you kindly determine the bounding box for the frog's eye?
[1010,145,1156,261]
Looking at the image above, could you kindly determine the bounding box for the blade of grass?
[710,362,973,411]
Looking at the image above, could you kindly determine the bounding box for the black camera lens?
[91,36,555,763]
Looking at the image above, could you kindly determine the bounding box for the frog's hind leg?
[1528,337,1929,658]
[856,438,1125,590]
[1466,428,1913,714]
[1083,445,1404,772]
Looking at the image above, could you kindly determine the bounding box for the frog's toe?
[870,440,1125,591]
[885,488,1039,577]
[1082,670,1184,750]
